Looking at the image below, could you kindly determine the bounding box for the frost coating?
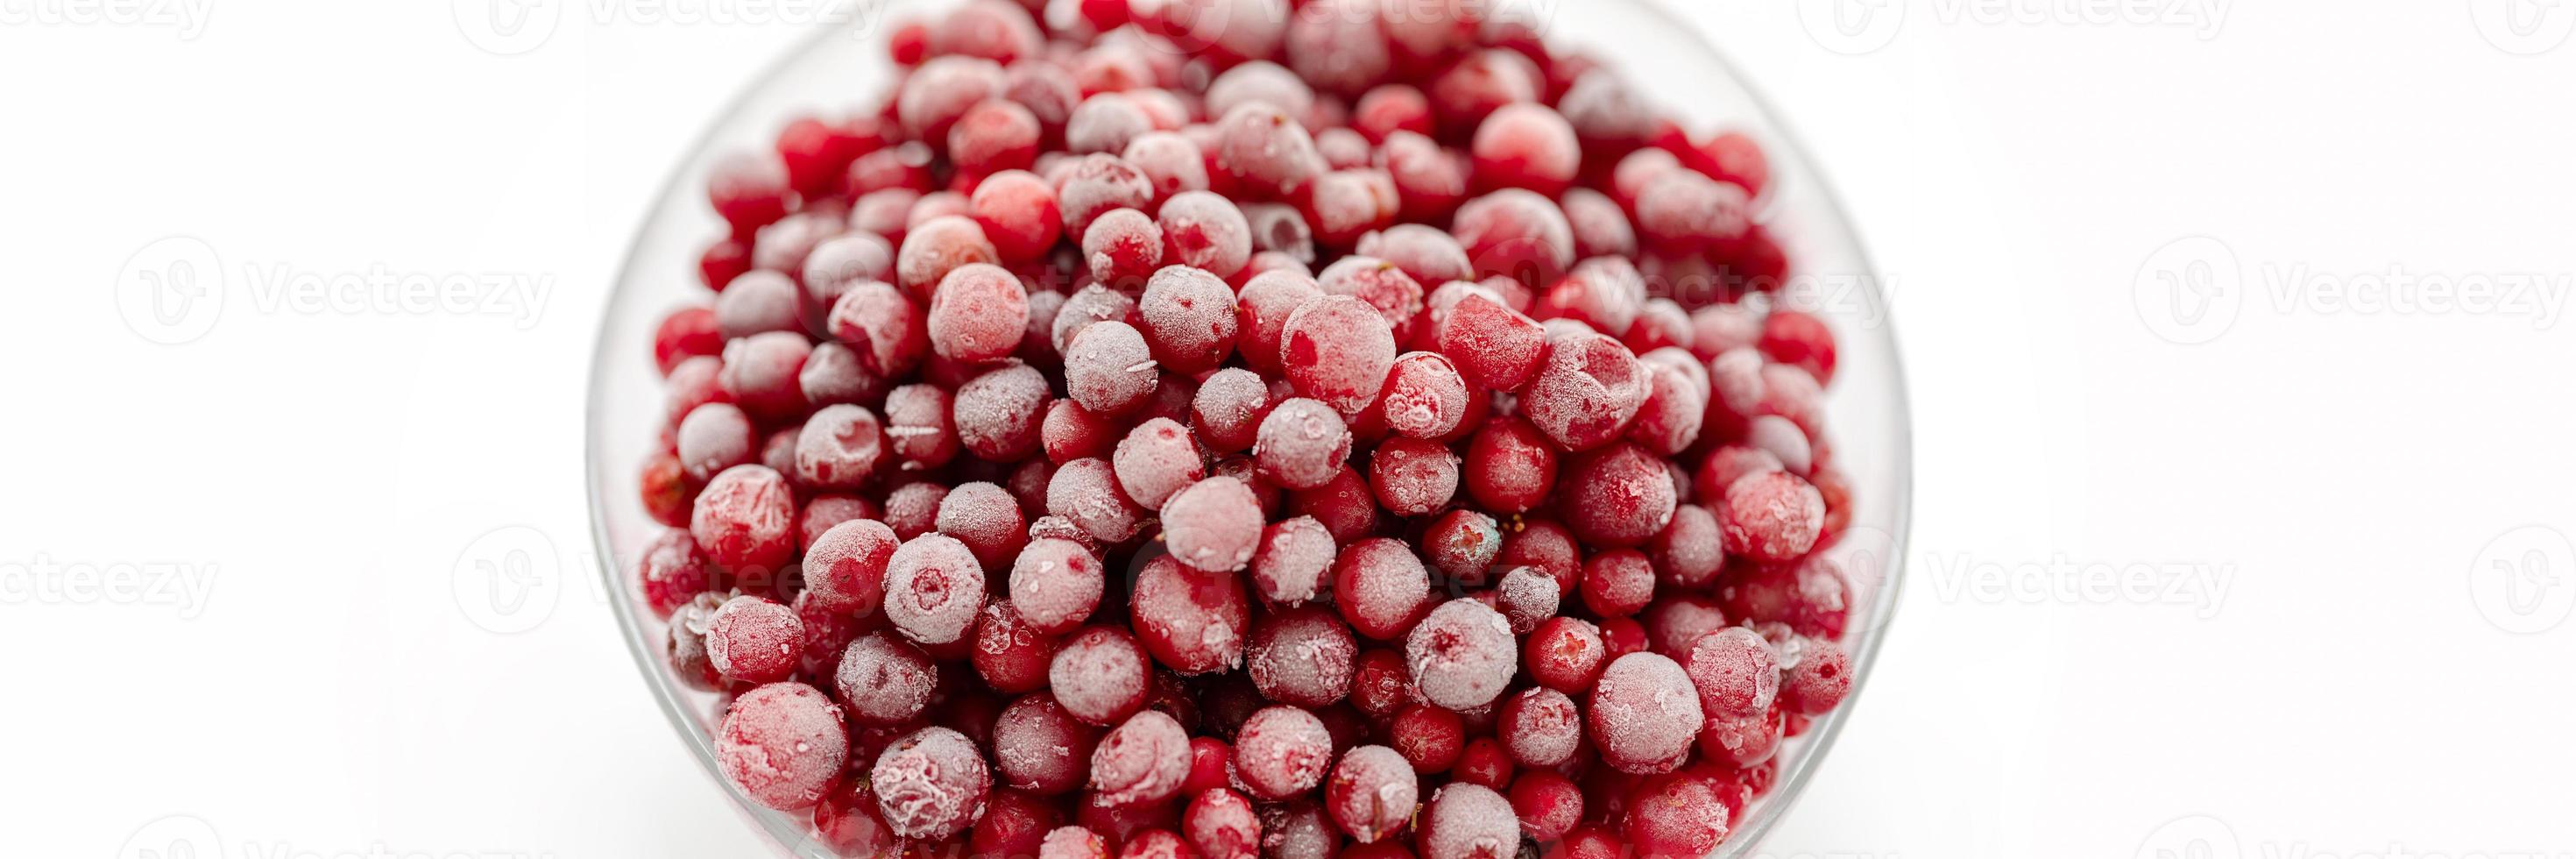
[882,534,988,645]
[715,682,847,812]
[871,726,991,839]
[1089,709,1192,806]
[1587,652,1704,774]
[1405,599,1516,711]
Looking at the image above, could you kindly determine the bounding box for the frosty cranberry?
[1562,188,1638,261]
[898,55,1004,141]
[1369,437,1457,517]
[1044,826,1112,859]
[1416,783,1515,859]
[719,331,812,423]
[1363,354,1467,444]
[1293,464,1381,544]
[1234,270,1323,374]
[654,307,723,376]
[1009,537,1106,635]
[973,601,1057,694]
[1205,60,1314,122]
[1506,770,1582,842]
[938,481,1029,571]
[1053,625,1152,726]
[1058,153,1159,238]
[952,98,1043,176]
[966,170,1063,263]
[632,528,709,616]
[1455,417,1553,515]
[717,682,847,811]
[1759,309,1838,386]
[676,402,755,484]
[708,152,790,237]
[1082,209,1165,292]
[691,464,796,576]
[1699,701,1783,769]
[1284,0,1390,96]
[1249,397,1351,491]
[1246,605,1357,708]
[1588,652,1703,774]
[1065,321,1160,417]
[996,693,1103,795]
[883,534,988,645]
[1580,550,1657,618]
[1068,92,1154,155]
[1781,637,1852,714]
[1126,131,1212,201]
[700,238,752,292]
[896,215,1001,301]
[1105,417,1202,510]
[1281,295,1398,415]
[1333,537,1431,641]
[1405,599,1515,710]
[1049,457,1150,544]
[1353,83,1433,142]
[1493,686,1581,770]
[883,482,950,541]
[1469,103,1578,195]
[850,145,936,200]
[873,726,992,839]
[1419,508,1501,586]
[1494,566,1558,635]
[1324,745,1416,843]
[1157,192,1253,279]
[1233,705,1334,799]
[1093,708,1192,806]
[1623,774,1728,859]
[1380,131,1468,224]
[1720,470,1825,564]
[1213,102,1324,198]
[927,263,1031,365]
[1164,476,1263,573]
[1452,189,1573,288]
[1635,172,1751,252]
[1685,627,1780,720]
[1181,368,1270,455]
[794,404,888,491]
[975,789,1065,859]
[1250,515,1338,606]
[825,280,926,381]
[1300,169,1401,249]
[834,631,938,726]
[1185,788,1263,859]
[1645,506,1725,593]
[955,363,1052,462]
[1130,554,1251,674]
[1557,443,1680,550]
[1523,615,1604,693]
[1521,332,1645,451]
[1138,266,1241,374]
[805,518,899,617]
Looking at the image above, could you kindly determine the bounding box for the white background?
[4,1,2573,856]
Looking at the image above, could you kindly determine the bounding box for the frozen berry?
[1092,709,1193,806]
[1246,605,1358,708]
[1235,706,1334,799]
[1131,555,1251,674]
[834,631,938,726]
[1324,745,1417,844]
[1281,295,1398,415]
[883,533,989,645]
[1588,652,1703,774]
[717,682,847,811]
[874,726,993,839]
[1164,476,1263,572]
[1405,599,1516,711]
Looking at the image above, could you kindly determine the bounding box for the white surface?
[4,2,2573,856]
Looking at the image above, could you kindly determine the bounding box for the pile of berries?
[633,1,1865,857]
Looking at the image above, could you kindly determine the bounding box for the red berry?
[834,631,938,726]
[1333,537,1432,641]
[1281,295,1399,415]
[1588,652,1703,774]
[883,533,989,646]
[1093,709,1193,806]
[1130,554,1251,674]
[874,726,993,839]
[717,682,847,811]
[1405,599,1516,710]
[1522,615,1605,693]
[1324,745,1417,843]
[1685,627,1780,719]
[1416,784,1517,859]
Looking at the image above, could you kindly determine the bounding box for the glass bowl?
[586,2,1911,855]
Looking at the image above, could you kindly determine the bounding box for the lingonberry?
[1138,265,1241,374]
[1454,737,1514,792]
[717,682,848,811]
[1405,598,1517,711]
[1333,537,1432,642]
[1522,615,1605,693]
[1416,783,1518,859]
[1387,703,1464,773]
[1324,744,1417,843]
[954,362,1052,462]
[882,533,988,646]
[873,726,992,839]
[1093,708,1193,806]
[1420,508,1502,586]
[1130,554,1251,674]
[1506,770,1583,841]
[1368,436,1458,517]
[1589,652,1704,774]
